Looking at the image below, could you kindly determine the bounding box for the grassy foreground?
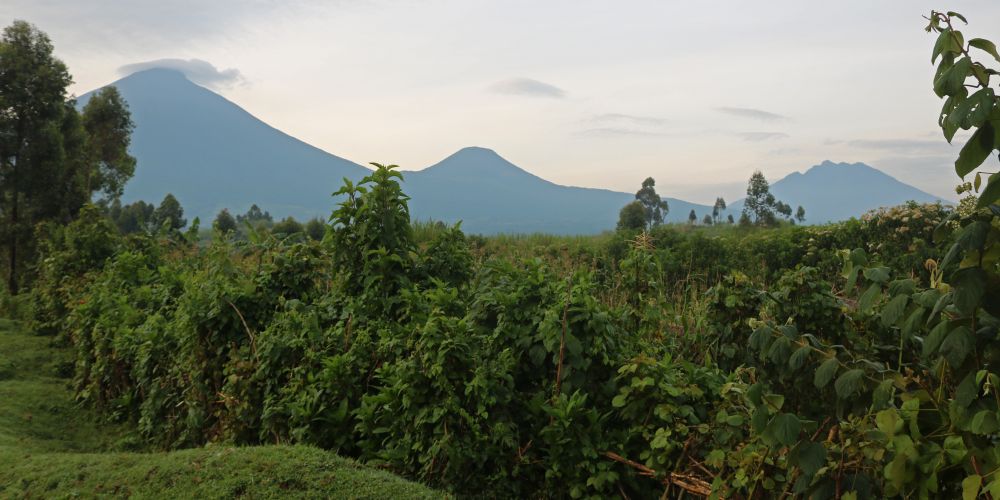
[0,318,442,499]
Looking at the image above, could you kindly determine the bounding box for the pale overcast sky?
[4,0,998,203]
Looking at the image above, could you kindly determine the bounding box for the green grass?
[0,318,443,499]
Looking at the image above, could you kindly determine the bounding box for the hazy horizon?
[6,0,998,203]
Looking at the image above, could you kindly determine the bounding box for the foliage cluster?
[11,9,1000,499]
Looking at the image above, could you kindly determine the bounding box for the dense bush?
[21,12,1000,497]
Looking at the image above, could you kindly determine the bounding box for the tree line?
[617,171,806,230]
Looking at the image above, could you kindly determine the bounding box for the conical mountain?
[402,147,711,234]
[730,161,947,224]
[78,68,371,222]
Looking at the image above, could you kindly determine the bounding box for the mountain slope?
[78,68,372,222]
[79,69,944,233]
[730,161,947,224]
[402,147,711,234]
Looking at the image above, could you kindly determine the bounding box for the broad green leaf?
[881,295,909,327]
[969,38,1000,62]
[767,413,801,447]
[978,172,1000,208]
[876,409,900,436]
[762,393,785,412]
[956,371,980,408]
[944,435,968,464]
[940,57,972,97]
[922,319,950,357]
[962,474,982,500]
[940,325,974,367]
[949,88,995,129]
[751,407,769,433]
[788,344,812,371]
[987,478,1000,498]
[969,410,999,435]
[863,267,891,284]
[746,382,764,406]
[834,369,865,399]
[792,442,827,476]
[956,121,996,178]
[814,357,839,388]
[956,221,990,251]
[859,283,882,313]
[952,267,987,316]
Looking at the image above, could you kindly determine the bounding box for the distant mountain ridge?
[80,68,947,233]
[401,147,710,233]
[729,161,946,224]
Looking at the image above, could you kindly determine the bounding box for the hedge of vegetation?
[7,9,1000,499]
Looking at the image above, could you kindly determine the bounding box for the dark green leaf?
[767,413,801,447]
[859,283,882,313]
[952,267,987,316]
[863,267,891,284]
[834,369,865,399]
[978,172,1000,208]
[955,371,979,408]
[881,295,909,327]
[922,320,950,357]
[956,122,996,178]
[969,38,1000,62]
[947,11,968,24]
[789,345,812,371]
[940,325,974,367]
[814,357,839,389]
[969,411,999,435]
[792,442,827,476]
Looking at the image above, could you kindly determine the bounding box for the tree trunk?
[7,155,18,295]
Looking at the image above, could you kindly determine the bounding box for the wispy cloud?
[717,107,789,122]
[845,138,948,154]
[577,127,669,138]
[490,78,566,98]
[119,58,245,89]
[737,131,789,142]
[590,113,667,126]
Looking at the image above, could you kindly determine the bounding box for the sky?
[4,0,999,203]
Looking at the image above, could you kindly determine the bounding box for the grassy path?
[0,319,442,499]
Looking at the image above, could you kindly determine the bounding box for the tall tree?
[617,201,647,231]
[81,87,135,201]
[0,21,72,294]
[795,205,806,223]
[634,177,669,228]
[237,204,272,226]
[213,208,237,234]
[304,217,326,241]
[151,193,186,231]
[688,209,697,225]
[712,197,727,223]
[741,170,790,227]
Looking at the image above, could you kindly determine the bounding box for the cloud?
[490,78,566,98]
[576,127,670,138]
[590,113,667,126]
[737,132,789,142]
[118,58,245,89]
[845,138,949,154]
[717,107,789,122]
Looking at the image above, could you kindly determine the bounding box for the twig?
[226,299,256,356]
[602,451,712,497]
[553,277,573,401]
